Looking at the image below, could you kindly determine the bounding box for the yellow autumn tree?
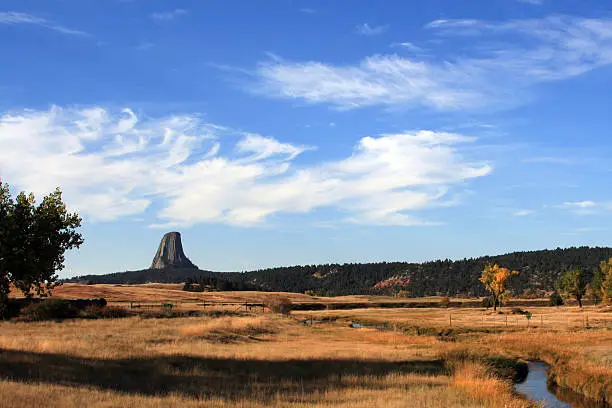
[479,264,519,311]
[601,258,612,305]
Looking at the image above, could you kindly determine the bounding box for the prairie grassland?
[9,283,371,304]
[298,305,612,403]
[2,285,610,407]
[293,304,612,330]
[0,310,535,408]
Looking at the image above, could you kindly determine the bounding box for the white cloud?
[574,227,605,232]
[513,209,535,216]
[255,54,484,110]
[235,133,311,162]
[558,200,612,215]
[250,16,612,111]
[0,107,491,227]
[356,23,389,36]
[150,9,187,21]
[299,8,316,14]
[562,201,598,209]
[0,11,88,36]
[516,0,544,5]
[390,42,424,53]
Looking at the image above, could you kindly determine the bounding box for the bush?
[265,296,292,315]
[0,296,8,320]
[395,290,411,298]
[18,298,79,321]
[549,291,564,307]
[481,297,493,308]
[79,305,134,319]
[138,309,199,319]
[439,296,451,308]
[510,307,528,315]
[304,290,316,296]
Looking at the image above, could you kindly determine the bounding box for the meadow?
[0,284,610,407]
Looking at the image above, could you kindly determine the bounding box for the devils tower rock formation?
[150,232,198,269]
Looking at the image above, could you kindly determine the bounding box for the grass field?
[1,284,611,407]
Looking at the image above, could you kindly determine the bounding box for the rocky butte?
[150,232,198,269]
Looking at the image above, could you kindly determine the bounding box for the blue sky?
[1,0,612,277]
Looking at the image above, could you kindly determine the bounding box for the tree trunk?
[493,295,498,311]
[577,296,583,308]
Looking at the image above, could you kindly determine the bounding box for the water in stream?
[515,361,604,408]
[515,362,572,407]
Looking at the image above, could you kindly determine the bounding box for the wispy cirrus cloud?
[558,200,612,215]
[150,8,187,22]
[390,41,424,53]
[248,16,612,111]
[516,0,544,5]
[0,11,88,36]
[356,23,389,36]
[0,107,490,227]
[513,209,535,217]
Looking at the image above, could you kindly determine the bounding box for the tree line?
[71,246,612,298]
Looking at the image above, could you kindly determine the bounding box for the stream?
[515,361,605,408]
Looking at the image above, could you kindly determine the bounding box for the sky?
[1,0,612,277]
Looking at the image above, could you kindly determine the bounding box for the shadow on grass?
[0,349,445,401]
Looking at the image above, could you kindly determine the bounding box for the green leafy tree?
[0,181,83,317]
[558,268,587,308]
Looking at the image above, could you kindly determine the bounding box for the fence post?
[505,315,508,327]
[449,314,452,328]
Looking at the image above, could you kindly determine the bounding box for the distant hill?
[67,268,217,285]
[66,246,612,297]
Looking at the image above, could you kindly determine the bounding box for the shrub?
[481,297,493,308]
[510,307,527,315]
[395,290,411,298]
[439,296,451,308]
[18,298,79,321]
[549,291,564,307]
[265,296,292,315]
[138,309,197,319]
[79,305,134,319]
[305,290,316,296]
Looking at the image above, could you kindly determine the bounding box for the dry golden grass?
[294,304,612,330]
[0,374,490,408]
[10,283,368,304]
[179,316,274,341]
[460,330,612,402]
[2,284,610,407]
[302,305,612,403]
[0,312,536,408]
[452,361,532,408]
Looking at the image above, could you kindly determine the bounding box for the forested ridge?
[67,246,612,297]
